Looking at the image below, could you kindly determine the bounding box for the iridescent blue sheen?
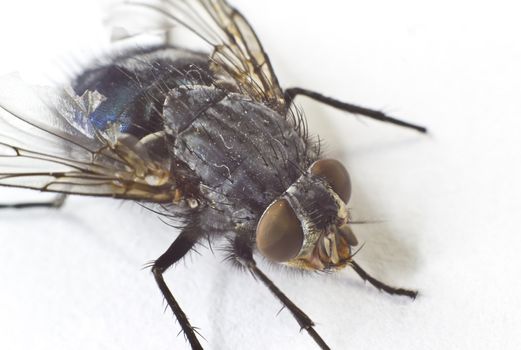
[73,46,211,139]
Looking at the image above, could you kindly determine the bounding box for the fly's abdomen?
[73,46,211,140]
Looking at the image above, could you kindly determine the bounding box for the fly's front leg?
[232,236,331,350]
[350,260,418,299]
[285,87,427,133]
[151,225,204,350]
[0,194,67,209]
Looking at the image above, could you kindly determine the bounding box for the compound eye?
[256,198,304,262]
[310,159,351,203]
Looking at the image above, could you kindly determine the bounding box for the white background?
[0,1,520,349]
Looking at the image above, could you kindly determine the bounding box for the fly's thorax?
[167,84,316,221]
[255,159,358,271]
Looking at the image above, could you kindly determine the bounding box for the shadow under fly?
[0,1,426,349]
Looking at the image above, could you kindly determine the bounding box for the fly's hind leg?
[232,236,331,350]
[284,87,427,133]
[0,194,67,210]
[350,260,418,299]
[151,225,204,350]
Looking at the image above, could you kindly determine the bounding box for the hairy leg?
[285,87,427,133]
[151,226,204,350]
[351,260,418,299]
[233,236,331,350]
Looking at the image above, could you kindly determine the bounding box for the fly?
[0,1,426,349]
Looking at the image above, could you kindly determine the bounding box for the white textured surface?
[0,1,520,349]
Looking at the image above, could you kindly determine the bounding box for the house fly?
[0,1,426,349]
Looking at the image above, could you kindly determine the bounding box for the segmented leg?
[151,227,204,350]
[351,260,418,299]
[232,237,331,350]
[285,87,427,133]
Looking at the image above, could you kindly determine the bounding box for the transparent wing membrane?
[0,0,286,202]
[118,0,286,110]
[0,75,177,202]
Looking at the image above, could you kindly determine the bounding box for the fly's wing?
[120,0,286,111]
[0,76,180,202]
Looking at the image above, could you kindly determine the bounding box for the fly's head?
[255,159,358,271]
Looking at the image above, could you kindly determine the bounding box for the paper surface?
[0,1,520,349]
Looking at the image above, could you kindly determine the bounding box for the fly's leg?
[247,261,331,350]
[151,226,204,350]
[284,87,427,133]
[232,237,331,350]
[0,194,67,210]
[350,260,418,299]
